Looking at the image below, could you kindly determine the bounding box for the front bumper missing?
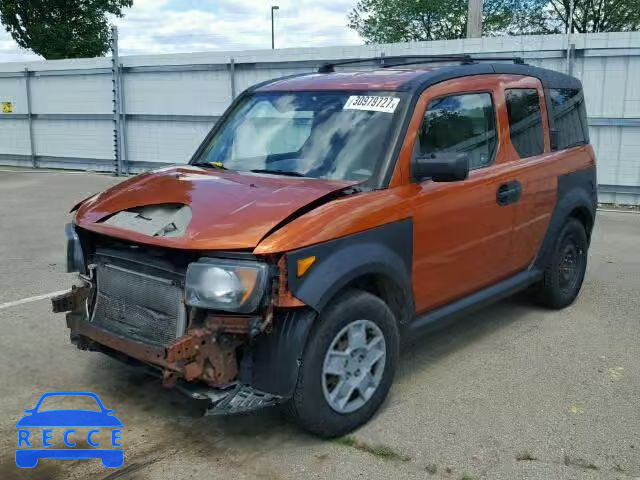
[53,288,283,415]
[97,344,283,416]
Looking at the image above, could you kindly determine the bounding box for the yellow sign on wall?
[2,102,13,113]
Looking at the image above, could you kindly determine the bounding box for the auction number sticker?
[344,95,400,113]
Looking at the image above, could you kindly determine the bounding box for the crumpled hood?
[75,166,354,250]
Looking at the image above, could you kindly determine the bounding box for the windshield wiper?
[250,169,306,177]
[192,162,227,169]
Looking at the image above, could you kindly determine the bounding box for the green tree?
[0,0,133,59]
[347,0,544,42]
[348,0,640,42]
[545,0,640,33]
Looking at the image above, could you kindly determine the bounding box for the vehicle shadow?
[79,295,546,473]
[396,295,542,381]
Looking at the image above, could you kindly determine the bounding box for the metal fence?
[1,32,639,204]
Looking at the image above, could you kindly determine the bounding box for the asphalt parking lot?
[0,169,639,480]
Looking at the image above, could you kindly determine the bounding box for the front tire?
[285,289,399,438]
[535,218,588,309]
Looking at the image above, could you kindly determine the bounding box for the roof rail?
[317,55,525,73]
[317,57,384,73]
[465,56,525,64]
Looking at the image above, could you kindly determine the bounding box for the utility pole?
[271,5,279,49]
[466,0,483,38]
[566,0,575,73]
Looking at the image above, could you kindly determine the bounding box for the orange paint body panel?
[75,166,354,250]
[257,70,427,92]
[256,74,595,312]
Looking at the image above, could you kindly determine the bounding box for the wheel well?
[569,206,594,240]
[346,273,413,325]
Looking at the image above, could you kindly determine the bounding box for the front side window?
[505,88,544,158]
[193,91,404,181]
[549,88,589,149]
[415,92,497,170]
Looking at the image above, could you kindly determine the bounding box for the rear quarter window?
[549,88,589,149]
[505,88,545,158]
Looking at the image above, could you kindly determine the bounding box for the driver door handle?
[496,180,522,206]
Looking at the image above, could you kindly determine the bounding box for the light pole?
[271,5,279,49]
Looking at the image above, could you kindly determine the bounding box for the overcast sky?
[0,0,363,63]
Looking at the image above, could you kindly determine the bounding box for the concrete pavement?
[1,171,638,480]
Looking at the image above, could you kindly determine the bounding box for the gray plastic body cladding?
[246,308,316,397]
[407,270,541,338]
[534,166,597,270]
[402,63,582,93]
[285,219,414,315]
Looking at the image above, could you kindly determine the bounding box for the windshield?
[193,91,405,181]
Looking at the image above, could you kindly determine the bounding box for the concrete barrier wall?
[1,32,639,204]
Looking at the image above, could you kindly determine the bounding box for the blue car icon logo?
[15,391,123,468]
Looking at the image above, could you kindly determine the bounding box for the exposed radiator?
[91,261,186,346]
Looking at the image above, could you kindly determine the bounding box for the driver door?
[408,77,519,313]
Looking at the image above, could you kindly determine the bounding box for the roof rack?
[317,55,525,73]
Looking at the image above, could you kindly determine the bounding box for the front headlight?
[185,259,269,313]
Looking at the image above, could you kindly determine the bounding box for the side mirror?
[412,152,470,183]
[549,128,559,150]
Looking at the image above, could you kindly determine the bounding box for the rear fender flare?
[534,168,597,270]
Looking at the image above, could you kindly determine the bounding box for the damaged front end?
[54,225,314,415]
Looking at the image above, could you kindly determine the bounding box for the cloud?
[0,0,363,62]
[0,30,41,61]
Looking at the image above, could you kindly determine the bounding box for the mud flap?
[244,308,316,397]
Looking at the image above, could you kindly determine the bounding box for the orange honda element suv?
[54,55,597,437]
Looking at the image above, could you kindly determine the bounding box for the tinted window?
[506,89,544,158]
[549,88,589,149]
[416,93,497,169]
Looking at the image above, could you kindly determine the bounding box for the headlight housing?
[65,223,85,273]
[185,258,269,313]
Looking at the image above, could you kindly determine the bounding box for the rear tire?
[535,218,588,309]
[284,289,399,438]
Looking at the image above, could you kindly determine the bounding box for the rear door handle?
[497,180,522,206]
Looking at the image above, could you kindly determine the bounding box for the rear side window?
[417,92,497,169]
[505,89,544,158]
[549,88,589,149]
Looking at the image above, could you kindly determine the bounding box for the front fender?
[285,219,414,313]
[247,220,413,398]
[244,308,316,397]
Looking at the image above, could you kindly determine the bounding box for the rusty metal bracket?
[52,285,90,313]
[164,328,239,387]
[204,314,254,335]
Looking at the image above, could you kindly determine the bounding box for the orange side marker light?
[297,256,316,277]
